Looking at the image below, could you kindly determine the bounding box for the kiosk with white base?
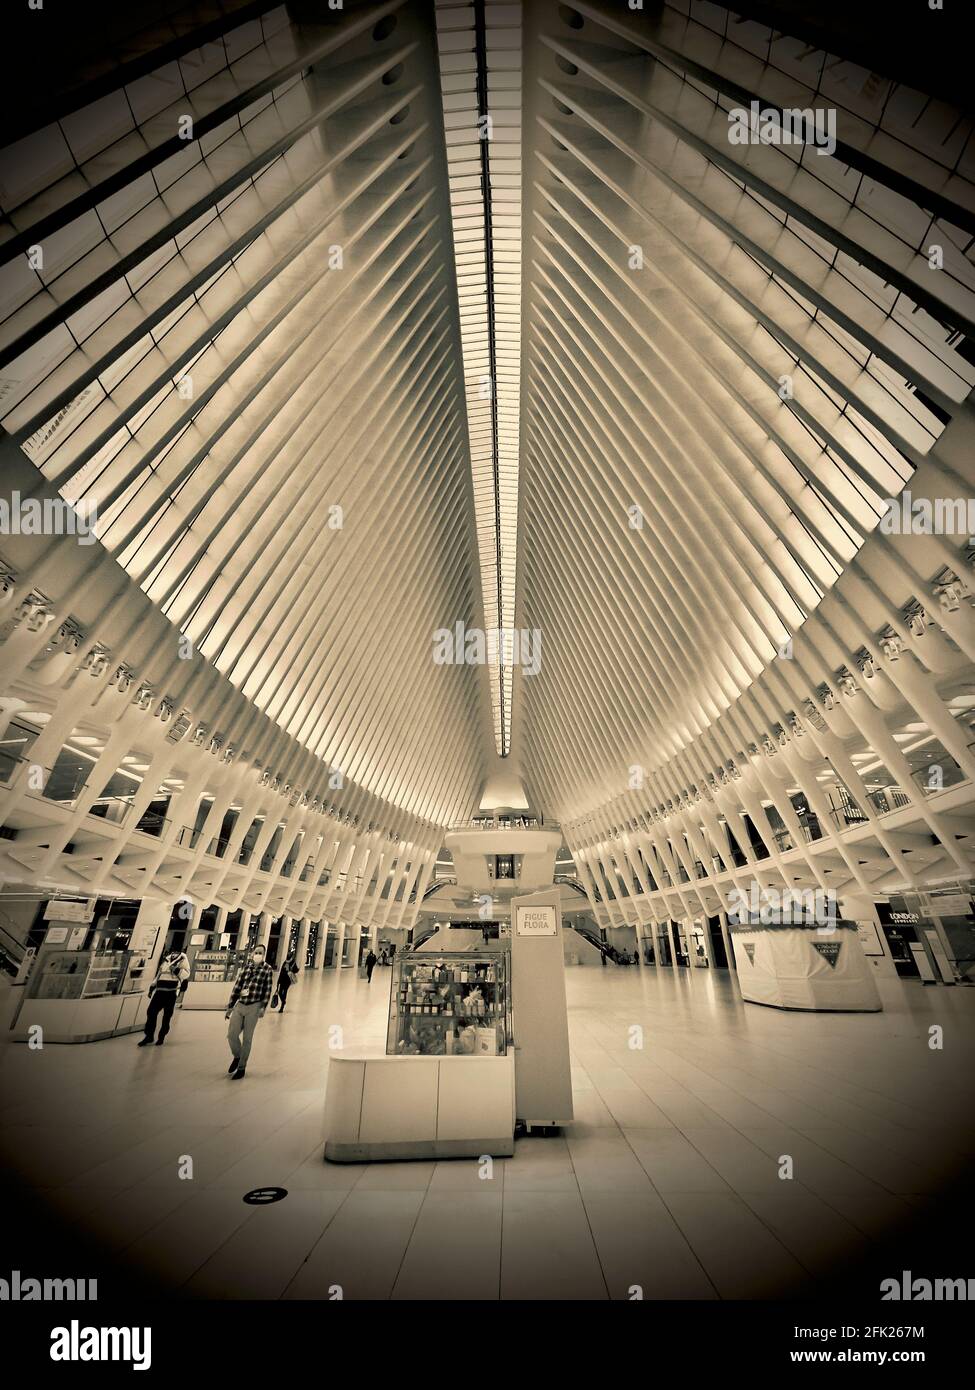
[324,950,515,1161]
[324,1052,515,1161]
[9,947,148,1042]
[733,920,883,1010]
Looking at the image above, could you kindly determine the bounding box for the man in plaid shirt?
[225,943,274,1080]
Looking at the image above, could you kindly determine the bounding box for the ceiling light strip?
[473,0,506,755]
[436,0,522,757]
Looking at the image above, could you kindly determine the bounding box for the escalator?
[0,909,27,979]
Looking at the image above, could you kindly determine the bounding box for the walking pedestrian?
[138,948,190,1046]
[225,943,273,1080]
[274,955,299,1012]
[365,947,378,982]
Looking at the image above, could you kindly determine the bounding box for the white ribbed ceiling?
[1,0,974,851]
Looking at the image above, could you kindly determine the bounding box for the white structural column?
[312,922,327,972]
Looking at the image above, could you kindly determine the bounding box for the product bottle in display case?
[386,951,510,1057]
[188,949,244,984]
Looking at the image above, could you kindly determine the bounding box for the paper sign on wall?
[43,899,94,923]
[923,894,972,918]
[129,924,159,956]
[742,943,756,966]
[855,921,884,956]
[515,905,557,937]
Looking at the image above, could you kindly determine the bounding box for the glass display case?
[28,949,131,1000]
[386,951,510,1057]
[189,949,244,984]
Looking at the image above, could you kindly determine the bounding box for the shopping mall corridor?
[2,966,973,1301]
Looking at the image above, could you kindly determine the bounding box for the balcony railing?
[911,760,967,795]
[865,786,913,816]
[829,807,863,831]
[450,816,560,831]
[20,761,91,809]
[87,795,133,825]
[0,749,29,786]
[133,809,170,838]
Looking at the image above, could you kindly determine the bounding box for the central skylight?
[435,0,522,757]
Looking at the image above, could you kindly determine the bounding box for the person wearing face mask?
[138,948,190,1046]
[224,943,273,1080]
[273,954,299,1012]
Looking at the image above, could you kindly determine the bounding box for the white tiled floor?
[2,964,974,1300]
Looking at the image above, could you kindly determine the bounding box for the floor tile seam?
[615,1122,722,1298]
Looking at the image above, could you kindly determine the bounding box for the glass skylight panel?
[435,0,522,757]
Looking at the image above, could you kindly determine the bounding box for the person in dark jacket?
[365,948,378,982]
[274,956,298,1012]
[139,949,190,1046]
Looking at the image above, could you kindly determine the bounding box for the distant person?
[225,943,273,1080]
[138,949,189,1046]
[365,948,378,982]
[274,955,299,1012]
[379,949,388,966]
